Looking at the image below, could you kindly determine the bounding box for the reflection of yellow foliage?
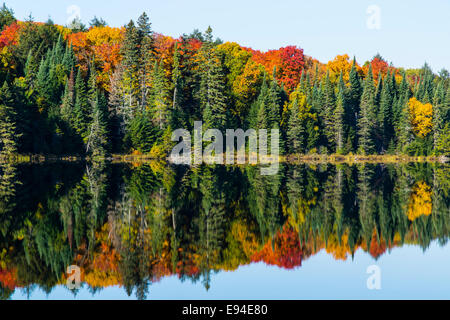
[220,220,259,271]
[325,232,352,260]
[285,197,316,232]
[408,97,433,137]
[407,182,432,221]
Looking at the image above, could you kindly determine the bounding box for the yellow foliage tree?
[326,54,362,83]
[408,97,433,137]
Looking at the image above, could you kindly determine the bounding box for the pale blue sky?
[6,0,450,72]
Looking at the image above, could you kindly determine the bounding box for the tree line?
[0,6,449,158]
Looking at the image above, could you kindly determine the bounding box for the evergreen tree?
[170,43,186,129]
[0,3,15,31]
[86,93,109,157]
[149,61,170,129]
[121,20,141,112]
[198,27,227,130]
[433,81,446,153]
[335,72,345,154]
[396,76,412,154]
[266,67,283,129]
[287,98,303,154]
[73,69,90,142]
[0,82,20,156]
[136,12,154,107]
[378,69,395,152]
[322,71,336,150]
[357,65,376,155]
[346,58,362,152]
[61,68,75,122]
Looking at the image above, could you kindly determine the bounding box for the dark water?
[0,161,449,300]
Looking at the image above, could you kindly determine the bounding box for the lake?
[1,161,449,300]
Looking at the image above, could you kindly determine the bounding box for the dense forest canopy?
[0,6,449,158]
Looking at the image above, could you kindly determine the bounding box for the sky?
[6,0,450,72]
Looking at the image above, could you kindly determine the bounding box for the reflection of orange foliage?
[0,268,17,290]
[407,182,432,221]
[251,223,302,269]
[83,223,121,288]
[368,230,386,259]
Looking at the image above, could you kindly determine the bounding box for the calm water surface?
[1,161,449,300]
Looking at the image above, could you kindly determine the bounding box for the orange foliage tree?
[66,26,124,90]
[247,45,304,92]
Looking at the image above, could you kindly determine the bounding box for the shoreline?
[0,154,448,164]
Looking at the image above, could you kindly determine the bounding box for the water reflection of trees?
[0,161,449,299]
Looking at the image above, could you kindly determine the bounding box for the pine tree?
[87,61,98,109]
[150,61,170,129]
[266,67,283,130]
[121,20,141,113]
[61,68,75,122]
[73,69,90,142]
[86,92,109,157]
[378,69,395,152]
[357,65,376,155]
[62,44,76,72]
[444,85,450,122]
[287,98,303,154]
[335,72,345,154]
[250,73,268,130]
[0,82,21,156]
[198,27,227,130]
[346,58,362,152]
[396,73,412,153]
[170,43,185,129]
[136,12,154,107]
[322,71,336,150]
[433,81,446,153]
[24,49,39,88]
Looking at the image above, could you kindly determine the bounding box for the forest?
[0,5,449,159]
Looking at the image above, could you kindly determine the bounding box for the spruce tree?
[150,61,170,129]
[73,69,90,142]
[433,81,445,153]
[357,65,376,155]
[61,68,75,122]
[170,43,185,129]
[137,12,154,107]
[121,20,141,112]
[396,76,412,154]
[266,67,283,130]
[287,98,303,154]
[346,58,362,152]
[198,27,227,130]
[335,72,345,154]
[86,92,109,157]
[0,82,20,156]
[322,71,336,151]
[378,70,395,152]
